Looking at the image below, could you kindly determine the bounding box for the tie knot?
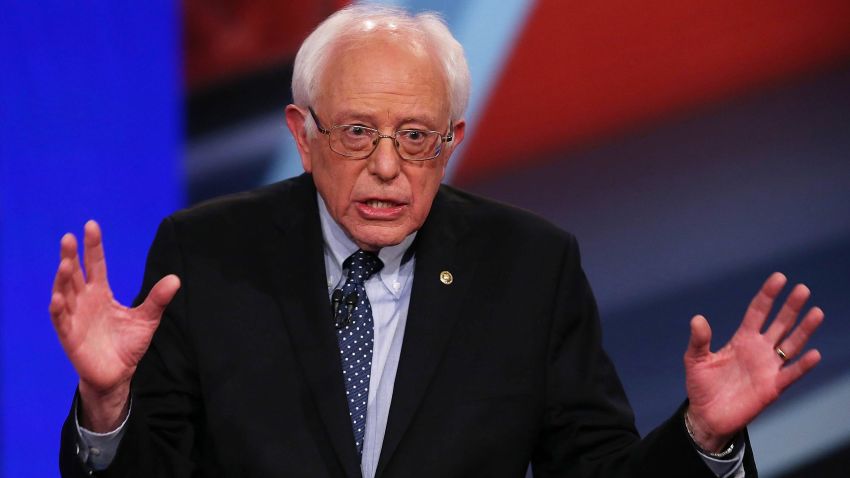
[343,249,383,284]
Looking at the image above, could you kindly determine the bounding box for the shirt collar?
[317,193,416,297]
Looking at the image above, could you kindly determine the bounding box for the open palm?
[683,273,823,449]
[49,220,179,428]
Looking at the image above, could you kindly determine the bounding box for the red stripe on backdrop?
[184,0,352,90]
[455,0,850,184]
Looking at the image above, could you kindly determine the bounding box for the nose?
[366,135,401,181]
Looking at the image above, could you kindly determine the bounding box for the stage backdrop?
[2,1,849,477]
[0,2,182,476]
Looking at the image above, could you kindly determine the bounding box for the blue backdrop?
[0,2,181,475]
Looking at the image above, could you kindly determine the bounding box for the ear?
[439,118,466,176]
[451,119,466,148]
[285,104,313,173]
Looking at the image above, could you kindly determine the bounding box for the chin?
[352,225,411,251]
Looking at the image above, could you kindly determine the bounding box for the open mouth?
[356,199,407,219]
[365,199,399,209]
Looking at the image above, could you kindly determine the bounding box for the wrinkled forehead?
[330,29,431,67]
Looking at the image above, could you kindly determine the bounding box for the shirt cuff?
[696,435,746,478]
[74,396,131,471]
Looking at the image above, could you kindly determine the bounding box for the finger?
[777,307,824,360]
[49,292,72,336]
[685,315,713,361]
[136,274,181,323]
[777,349,821,391]
[60,233,86,293]
[764,284,810,343]
[50,259,75,335]
[83,220,109,284]
[740,272,787,332]
[59,259,78,314]
[52,258,77,315]
[49,291,65,318]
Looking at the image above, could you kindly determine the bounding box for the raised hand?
[49,220,180,431]
[683,272,823,451]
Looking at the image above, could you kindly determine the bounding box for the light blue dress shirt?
[317,196,416,478]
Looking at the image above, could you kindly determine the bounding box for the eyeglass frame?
[307,106,454,162]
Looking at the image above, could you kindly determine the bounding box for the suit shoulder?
[167,174,313,229]
[436,184,577,246]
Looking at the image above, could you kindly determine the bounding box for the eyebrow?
[331,111,376,125]
[331,110,440,129]
[399,117,440,129]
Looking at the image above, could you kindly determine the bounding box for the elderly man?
[52,5,822,477]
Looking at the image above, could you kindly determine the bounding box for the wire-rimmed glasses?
[308,107,453,161]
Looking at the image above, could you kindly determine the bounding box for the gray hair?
[291,4,471,128]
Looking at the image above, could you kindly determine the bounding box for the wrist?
[78,379,131,432]
[684,408,736,457]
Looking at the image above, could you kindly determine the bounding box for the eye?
[339,125,375,140]
[334,125,374,152]
[348,125,368,136]
[400,130,425,142]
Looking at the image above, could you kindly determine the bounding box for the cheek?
[409,171,443,221]
[314,163,360,217]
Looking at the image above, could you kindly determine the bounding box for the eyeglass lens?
[330,125,442,160]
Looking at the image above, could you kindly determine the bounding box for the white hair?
[291,4,471,128]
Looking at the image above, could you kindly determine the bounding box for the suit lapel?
[264,176,363,478]
[376,189,477,476]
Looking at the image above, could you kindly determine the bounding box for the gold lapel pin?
[439,270,453,285]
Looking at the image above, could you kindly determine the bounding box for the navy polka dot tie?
[335,249,383,456]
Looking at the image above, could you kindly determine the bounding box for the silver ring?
[775,347,788,362]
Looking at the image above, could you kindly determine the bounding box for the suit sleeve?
[60,217,203,477]
[531,236,758,477]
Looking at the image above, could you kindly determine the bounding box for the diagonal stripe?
[750,373,850,476]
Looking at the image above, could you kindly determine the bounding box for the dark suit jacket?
[61,174,757,477]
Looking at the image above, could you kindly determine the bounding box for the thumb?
[137,274,181,322]
[686,314,713,361]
